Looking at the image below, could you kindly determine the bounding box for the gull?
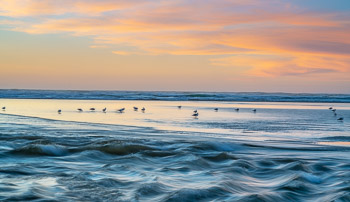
[192,112,199,118]
[332,109,336,112]
[178,106,182,109]
[58,109,62,114]
[337,117,344,121]
[90,108,95,111]
[252,109,257,112]
[214,108,218,112]
[117,108,125,113]
[141,107,145,113]
[102,107,107,113]
[2,107,5,111]
[235,108,239,111]
[77,108,83,112]
[193,110,197,113]
[133,107,138,111]
[329,107,333,110]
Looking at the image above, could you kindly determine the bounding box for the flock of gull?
[329,107,344,121]
[0,105,344,121]
[57,106,146,114]
[53,105,257,118]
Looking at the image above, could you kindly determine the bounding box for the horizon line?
[0,88,349,95]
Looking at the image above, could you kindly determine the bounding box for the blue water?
[1,89,350,103]
[0,94,350,201]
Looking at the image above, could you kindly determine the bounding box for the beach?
[2,0,350,201]
[1,95,350,201]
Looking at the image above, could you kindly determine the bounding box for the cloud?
[286,40,350,55]
[0,0,144,17]
[211,54,350,77]
[89,45,108,49]
[1,0,350,77]
[112,51,131,55]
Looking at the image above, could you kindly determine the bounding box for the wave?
[163,187,228,202]
[320,136,350,141]
[1,89,350,103]
[78,144,155,156]
[2,99,350,202]
[9,142,156,157]
[8,137,350,158]
[202,152,238,162]
[4,137,350,201]
[10,144,68,156]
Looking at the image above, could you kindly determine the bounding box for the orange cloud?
[112,51,131,55]
[1,0,350,78]
[0,0,143,16]
[211,53,350,77]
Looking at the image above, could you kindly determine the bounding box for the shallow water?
[0,99,350,201]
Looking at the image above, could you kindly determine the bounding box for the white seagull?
[133,107,138,111]
[192,112,199,117]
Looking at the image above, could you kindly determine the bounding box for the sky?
[0,0,349,93]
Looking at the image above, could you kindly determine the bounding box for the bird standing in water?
[117,108,125,113]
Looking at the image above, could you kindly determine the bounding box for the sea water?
[0,92,350,201]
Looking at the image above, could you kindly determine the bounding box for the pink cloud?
[1,0,349,77]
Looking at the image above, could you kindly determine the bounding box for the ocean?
[0,90,349,201]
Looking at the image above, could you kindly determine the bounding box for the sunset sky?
[0,0,349,93]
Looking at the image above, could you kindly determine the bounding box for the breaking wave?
[1,89,350,102]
